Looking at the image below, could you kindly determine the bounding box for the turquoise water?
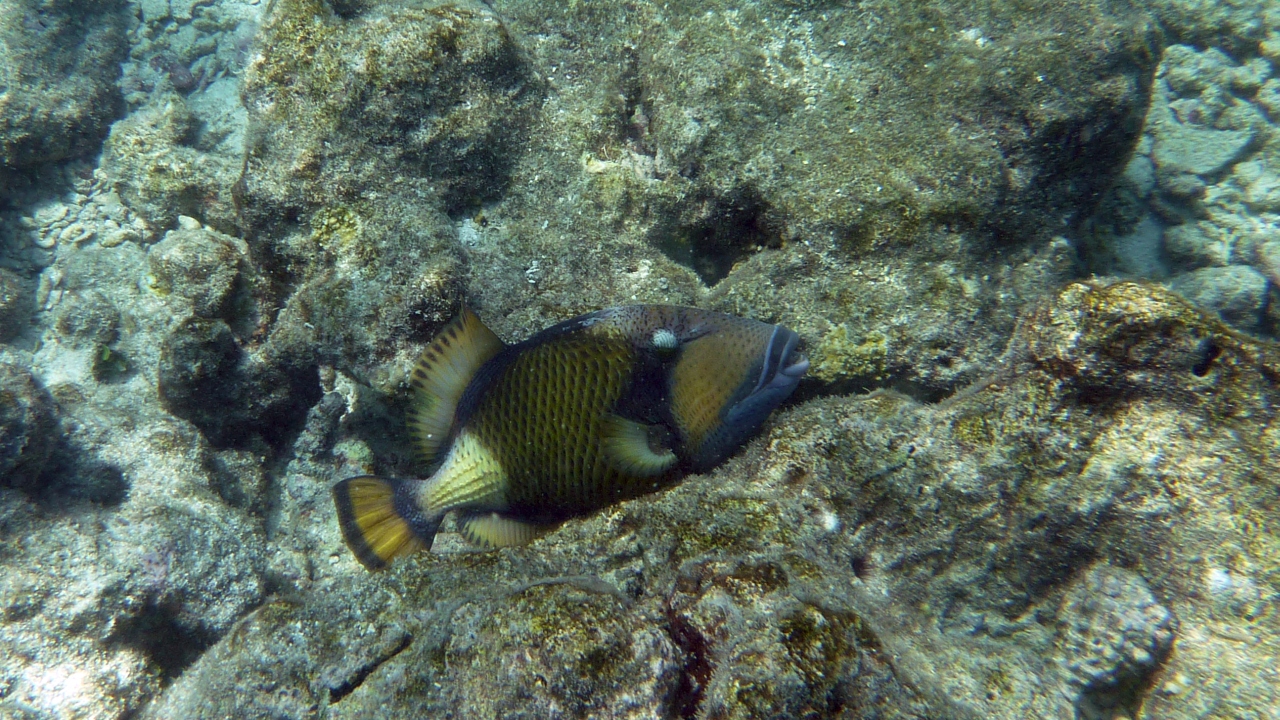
[1,0,1278,717]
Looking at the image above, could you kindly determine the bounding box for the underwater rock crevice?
[661,608,714,720]
[653,187,785,287]
[1190,337,1223,377]
[324,628,413,703]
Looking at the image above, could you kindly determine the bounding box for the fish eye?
[651,328,678,350]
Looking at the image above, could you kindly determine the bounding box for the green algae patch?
[778,603,872,690]
[92,344,131,383]
[952,408,998,446]
[1022,281,1280,424]
[244,0,346,108]
[812,326,888,384]
[514,586,632,680]
[664,493,799,559]
[309,206,364,255]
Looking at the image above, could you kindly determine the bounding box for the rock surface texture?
[234,0,1158,397]
[139,281,1280,720]
[0,0,1278,717]
[0,0,128,177]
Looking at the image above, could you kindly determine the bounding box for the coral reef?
[138,281,1280,719]
[224,0,1158,397]
[0,0,128,179]
[239,0,543,228]
[1,0,1279,717]
[464,0,1158,396]
[1086,41,1280,337]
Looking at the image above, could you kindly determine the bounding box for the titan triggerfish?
[333,304,809,569]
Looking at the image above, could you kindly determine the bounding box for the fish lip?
[782,357,810,377]
[756,326,808,391]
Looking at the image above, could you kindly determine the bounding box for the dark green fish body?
[333,305,808,569]
[454,327,665,520]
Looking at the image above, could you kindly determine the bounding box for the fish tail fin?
[332,476,441,570]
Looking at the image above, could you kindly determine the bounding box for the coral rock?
[0,361,56,489]
[147,225,247,319]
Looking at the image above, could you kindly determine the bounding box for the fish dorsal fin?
[406,307,504,463]
[458,512,551,548]
[601,414,678,477]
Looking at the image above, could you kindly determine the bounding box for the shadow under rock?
[14,440,130,509]
[653,186,785,287]
[105,597,218,684]
[157,317,323,451]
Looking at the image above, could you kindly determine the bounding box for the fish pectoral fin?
[333,476,441,570]
[600,414,678,477]
[407,307,505,464]
[458,512,553,548]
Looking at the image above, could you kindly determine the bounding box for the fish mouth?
[778,326,809,378]
[757,325,808,391]
[782,356,810,378]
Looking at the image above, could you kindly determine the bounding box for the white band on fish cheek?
[755,324,781,394]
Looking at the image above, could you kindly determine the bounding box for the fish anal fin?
[332,476,440,570]
[601,414,678,477]
[407,307,504,463]
[459,512,552,548]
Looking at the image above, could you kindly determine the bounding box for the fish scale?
[481,339,627,514]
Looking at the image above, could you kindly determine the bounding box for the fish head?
[668,312,809,472]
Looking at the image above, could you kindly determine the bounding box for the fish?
[332,304,809,570]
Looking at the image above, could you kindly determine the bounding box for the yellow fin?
[459,512,552,548]
[406,307,504,464]
[424,431,509,511]
[332,476,439,570]
[601,414,678,477]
